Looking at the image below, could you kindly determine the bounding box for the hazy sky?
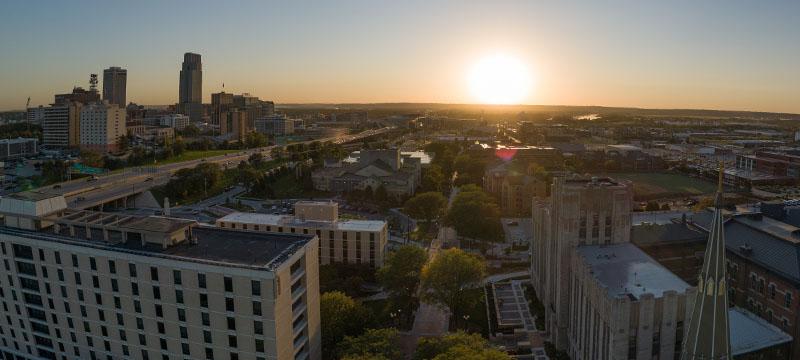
[1,0,798,113]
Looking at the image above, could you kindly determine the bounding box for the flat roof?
[217,212,386,232]
[0,225,311,271]
[730,307,793,355]
[6,191,62,201]
[576,242,691,300]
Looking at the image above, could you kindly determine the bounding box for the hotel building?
[0,192,321,360]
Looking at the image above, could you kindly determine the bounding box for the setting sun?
[469,54,532,105]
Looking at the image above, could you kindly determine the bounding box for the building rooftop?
[0,224,311,271]
[576,242,691,300]
[217,212,386,232]
[729,307,793,356]
[630,222,706,245]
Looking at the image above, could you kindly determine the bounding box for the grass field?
[613,172,716,200]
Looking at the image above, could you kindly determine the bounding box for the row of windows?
[2,243,265,296]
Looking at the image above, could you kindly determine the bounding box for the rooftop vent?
[739,243,753,255]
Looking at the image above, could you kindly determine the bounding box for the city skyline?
[1,0,799,113]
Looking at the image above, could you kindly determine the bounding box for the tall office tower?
[42,102,82,148]
[681,168,731,360]
[0,193,322,360]
[178,52,203,122]
[530,176,632,348]
[80,102,126,153]
[102,67,127,107]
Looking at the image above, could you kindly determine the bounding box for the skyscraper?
[178,52,203,122]
[102,66,127,106]
[681,165,731,360]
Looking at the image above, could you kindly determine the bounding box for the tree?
[414,331,510,360]
[645,201,660,211]
[338,328,401,360]
[80,150,105,168]
[453,154,487,186]
[693,197,715,211]
[377,245,427,322]
[320,292,372,359]
[421,164,446,192]
[420,249,486,329]
[172,137,186,156]
[445,185,504,242]
[248,152,264,167]
[404,192,447,224]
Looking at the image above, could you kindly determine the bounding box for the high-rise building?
[531,177,633,348]
[79,101,126,153]
[42,103,82,148]
[0,193,322,360]
[26,105,45,125]
[178,52,203,122]
[102,67,127,107]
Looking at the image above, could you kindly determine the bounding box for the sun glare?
[469,54,531,105]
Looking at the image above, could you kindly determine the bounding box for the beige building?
[216,201,388,268]
[531,176,633,349]
[80,101,126,153]
[569,242,693,360]
[43,102,82,148]
[0,194,321,360]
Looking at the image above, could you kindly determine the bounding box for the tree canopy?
[404,192,448,223]
[444,185,504,242]
[377,245,428,322]
[420,248,486,328]
[414,331,510,360]
[338,328,401,360]
[320,291,372,359]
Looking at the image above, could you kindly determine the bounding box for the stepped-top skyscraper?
[102,66,127,106]
[178,52,203,122]
[681,165,731,360]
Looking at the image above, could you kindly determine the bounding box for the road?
[32,127,392,209]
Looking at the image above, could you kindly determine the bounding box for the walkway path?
[400,188,459,358]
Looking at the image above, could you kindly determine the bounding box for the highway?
[29,127,393,209]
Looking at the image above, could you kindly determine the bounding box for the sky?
[1,0,798,113]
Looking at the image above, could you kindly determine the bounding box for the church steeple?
[681,161,731,360]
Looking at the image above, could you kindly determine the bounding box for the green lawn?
[613,172,716,200]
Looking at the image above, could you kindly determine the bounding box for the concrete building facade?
[216,202,388,268]
[79,102,126,153]
[531,177,633,349]
[178,53,203,122]
[0,194,321,360]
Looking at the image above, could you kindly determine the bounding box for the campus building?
[216,201,388,268]
[79,102,126,153]
[0,192,321,360]
[311,149,422,198]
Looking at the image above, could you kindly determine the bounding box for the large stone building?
[178,52,203,122]
[216,201,388,268]
[102,67,127,107]
[0,192,321,360]
[531,177,633,350]
[79,102,126,153]
[311,149,421,198]
[211,92,275,138]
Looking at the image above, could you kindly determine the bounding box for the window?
[769,283,776,299]
[224,277,233,292]
[152,286,161,300]
[228,335,237,348]
[176,290,184,304]
[253,301,262,316]
[173,270,182,285]
[200,293,208,308]
[178,308,186,322]
[226,297,235,312]
[150,267,159,282]
[108,260,116,274]
[129,263,137,278]
[251,280,261,296]
[254,321,263,335]
[198,274,206,289]
[202,312,210,326]
[227,317,236,330]
[90,257,97,271]
[785,292,793,308]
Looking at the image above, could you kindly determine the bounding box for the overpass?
[22,127,394,210]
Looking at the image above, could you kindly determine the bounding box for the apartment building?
[216,201,388,268]
[43,104,82,148]
[159,114,191,131]
[0,193,321,360]
[80,102,126,153]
